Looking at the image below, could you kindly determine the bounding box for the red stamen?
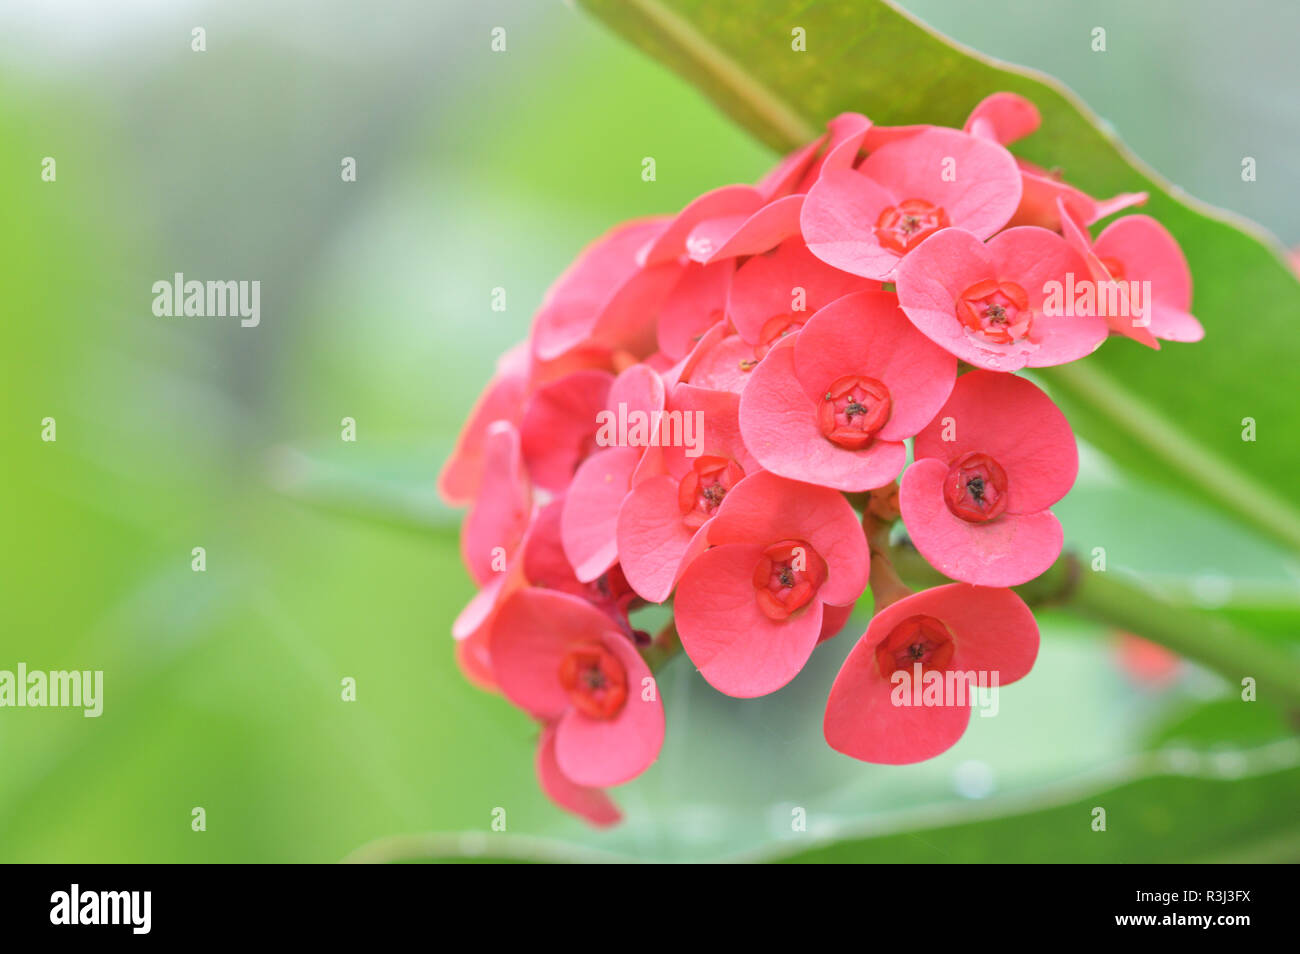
[875,615,955,677]
[751,539,828,621]
[874,198,950,254]
[956,279,1032,344]
[817,374,892,450]
[558,642,628,719]
[677,455,745,529]
[942,451,1009,523]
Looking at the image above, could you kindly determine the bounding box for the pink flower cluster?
[440,93,1202,825]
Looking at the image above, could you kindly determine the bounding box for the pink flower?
[453,496,643,685]
[532,217,683,363]
[438,343,528,505]
[536,722,622,827]
[756,112,870,199]
[1059,202,1204,348]
[560,364,666,582]
[801,126,1023,280]
[656,260,733,360]
[962,92,1042,146]
[895,226,1108,370]
[726,237,880,358]
[617,383,760,603]
[675,324,763,395]
[739,289,955,491]
[519,368,614,492]
[641,183,804,267]
[963,92,1146,231]
[460,421,531,586]
[521,498,643,640]
[824,584,1039,763]
[674,472,869,697]
[491,588,665,787]
[900,371,1077,586]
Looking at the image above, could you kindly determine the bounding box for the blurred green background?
[2,0,1297,862]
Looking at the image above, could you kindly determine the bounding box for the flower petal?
[901,458,1064,586]
[674,543,825,697]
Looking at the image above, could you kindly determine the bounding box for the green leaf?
[577,0,1300,553]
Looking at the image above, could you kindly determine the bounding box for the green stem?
[1067,568,1300,709]
[641,620,681,672]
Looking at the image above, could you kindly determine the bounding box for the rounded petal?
[522,498,578,591]
[520,369,614,491]
[490,589,622,720]
[1148,303,1205,343]
[988,227,1109,367]
[858,128,1022,238]
[912,370,1077,514]
[674,543,825,697]
[1009,163,1146,231]
[691,193,804,263]
[793,290,957,441]
[905,584,1039,683]
[901,458,1064,586]
[455,623,497,693]
[561,446,640,583]
[896,227,1106,371]
[801,166,901,279]
[814,112,873,176]
[824,636,971,764]
[461,422,531,585]
[824,584,1037,763]
[438,350,528,505]
[641,184,764,266]
[661,383,759,477]
[818,600,856,644]
[757,135,827,199]
[963,92,1041,145]
[536,723,621,827]
[532,218,667,361]
[657,260,732,360]
[727,238,879,345]
[1094,214,1193,312]
[707,470,869,606]
[616,474,709,603]
[739,340,907,492]
[684,332,759,394]
[1057,199,1161,350]
[607,362,666,419]
[554,631,665,786]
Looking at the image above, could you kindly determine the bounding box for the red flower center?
[818,374,892,450]
[874,198,950,254]
[1098,255,1127,281]
[677,455,745,529]
[558,642,628,719]
[956,279,1032,344]
[875,615,955,677]
[943,451,1009,523]
[751,539,828,621]
[755,314,806,360]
